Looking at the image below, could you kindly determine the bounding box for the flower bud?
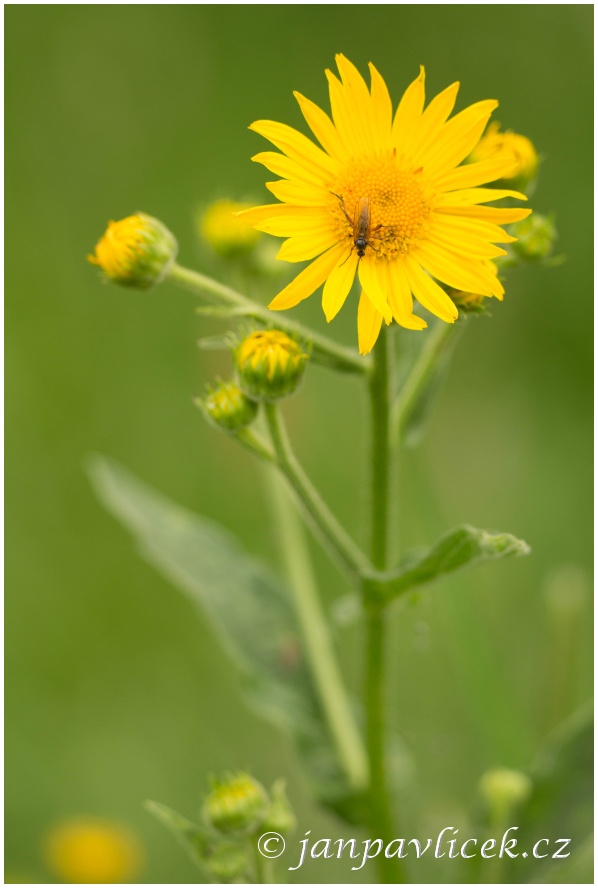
[478,768,532,825]
[88,213,177,289]
[261,780,296,836]
[469,122,539,191]
[199,199,260,257]
[451,291,489,313]
[204,773,268,835]
[199,381,258,432]
[511,214,557,262]
[235,330,309,401]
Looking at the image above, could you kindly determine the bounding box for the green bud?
[478,768,532,825]
[198,381,258,432]
[205,841,249,882]
[204,773,268,835]
[88,213,178,289]
[234,330,309,401]
[512,214,557,262]
[261,780,296,836]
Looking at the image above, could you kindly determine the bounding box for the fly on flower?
[238,56,532,354]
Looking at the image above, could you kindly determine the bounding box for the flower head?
[235,329,309,400]
[469,121,539,189]
[239,56,532,354]
[199,380,258,431]
[88,213,177,289]
[204,773,268,834]
[44,818,143,884]
[199,199,260,256]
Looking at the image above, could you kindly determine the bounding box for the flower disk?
[239,56,533,354]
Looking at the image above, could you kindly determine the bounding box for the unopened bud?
[478,768,532,825]
[235,330,309,401]
[512,214,557,262]
[261,780,296,836]
[88,213,177,289]
[199,381,258,432]
[204,773,268,835]
[470,122,539,191]
[199,200,260,257]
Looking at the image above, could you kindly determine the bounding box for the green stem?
[366,326,404,884]
[167,262,369,376]
[265,468,368,791]
[264,401,371,580]
[390,320,457,449]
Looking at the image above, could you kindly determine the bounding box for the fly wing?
[354,197,371,239]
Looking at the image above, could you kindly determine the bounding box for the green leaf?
[145,800,214,876]
[379,524,530,602]
[505,704,593,883]
[89,456,354,811]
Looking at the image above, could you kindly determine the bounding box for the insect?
[331,193,382,259]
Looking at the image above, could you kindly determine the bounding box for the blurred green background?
[6,5,593,883]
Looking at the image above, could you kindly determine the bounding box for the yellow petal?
[433,213,518,244]
[358,290,384,355]
[266,179,328,206]
[253,210,333,237]
[368,62,393,149]
[322,250,359,321]
[392,66,425,157]
[436,187,528,206]
[276,231,339,263]
[415,240,503,297]
[411,81,460,158]
[357,256,393,323]
[252,151,329,189]
[250,119,337,180]
[386,261,428,330]
[438,205,532,224]
[422,100,499,179]
[268,242,348,310]
[435,156,520,192]
[326,68,368,155]
[429,225,509,259]
[237,204,318,226]
[403,258,459,323]
[293,91,347,160]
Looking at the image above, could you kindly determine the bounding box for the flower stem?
[390,319,457,449]
[264,401,371,580]
[265,467,368,791]
[167,262,369,376]
[366,326,405,884]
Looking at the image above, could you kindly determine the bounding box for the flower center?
[330,153,431,259]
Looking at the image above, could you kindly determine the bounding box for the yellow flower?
[235,330,309,400]
[88,213,177,289]
[199,199,260,256]
[469,121,539,186]
[239,56,532,354]
[44,818,143,883]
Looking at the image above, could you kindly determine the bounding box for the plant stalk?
[264,401,371,580]
[265,467,368,791]
[366,326,404,883]
[167,262,368,376]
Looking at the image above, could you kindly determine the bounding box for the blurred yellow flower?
[199,199,260,256]
[44,818,143,884]
[469,121,539,186]
[88,213,177,289]
[239,55,531,354]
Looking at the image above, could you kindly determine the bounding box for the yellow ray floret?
[239,56,532,354]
